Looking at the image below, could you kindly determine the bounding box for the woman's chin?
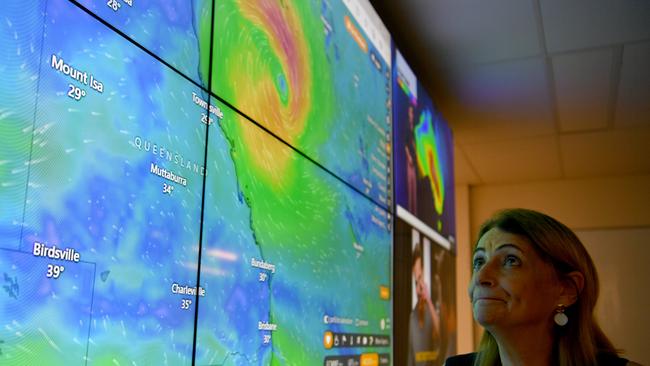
[473,303,507,327]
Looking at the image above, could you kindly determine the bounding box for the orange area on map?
[344,15,368,53]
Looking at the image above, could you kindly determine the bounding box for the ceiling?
[370,0,650,185]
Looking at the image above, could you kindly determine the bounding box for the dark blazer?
[444,353,475,366]
[444,352,630,366]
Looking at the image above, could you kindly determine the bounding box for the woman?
[446,208,635,366]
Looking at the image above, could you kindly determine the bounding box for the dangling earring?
[554,304,568,326]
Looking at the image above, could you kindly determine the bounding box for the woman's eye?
[472,257,485,270]
[503,254,521,267]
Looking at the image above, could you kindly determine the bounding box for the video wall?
[392,50,456,366]
[0,0,453,365]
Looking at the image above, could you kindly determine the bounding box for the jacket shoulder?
[597,352,630,366]
[444,352,477,366]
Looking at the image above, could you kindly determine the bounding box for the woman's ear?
[559,271,584,306]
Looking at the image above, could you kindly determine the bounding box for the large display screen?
[393,217,456,366]
[210,0,393,210]
[392,49,456,366]
[196,100,391,365]
[3,0,209,362]
[0,0,392,365]
[393,50,455,248]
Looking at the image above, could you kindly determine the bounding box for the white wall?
[454,184,473,354]
[576,228,650,365]
[469,174,650,238]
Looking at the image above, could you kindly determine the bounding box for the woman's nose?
[474,260,497,287]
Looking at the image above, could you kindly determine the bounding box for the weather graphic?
[392,50,456,366]
[195,101,391,365]
[211,0,393,209]
[414,109,445,230]
[396,74,417,106]
[76,0,213,87]
[0,0,392,365]
[393,49,455,246]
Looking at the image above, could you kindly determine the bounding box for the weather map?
[195,101,391,365]
[210,0,393,210]
[0,0,45,251]
[392,49,457,366]
[0,0,393,365]
[414,109,446,229]
[75,0,214,87]
[1,0,209,363]
[392,50,455,245]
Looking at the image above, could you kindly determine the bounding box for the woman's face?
[468,227,563,331]
[412,257,427,302]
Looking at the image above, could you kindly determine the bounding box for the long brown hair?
[472,208,618,366]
